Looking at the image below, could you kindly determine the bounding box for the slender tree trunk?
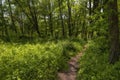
[49,13,53,37]
[67,0,72,37]
[44,15,48,37]
[0,0,4,36]
[18,14,24,36]
[58,0,65,38]
[81,2,87,40]
[81,20,87,41]
[27,0,41,37]
[89,0,92,15]
[32,0,41,37]
[48,1,53,37]
[0,0,10,41]
[88,0,92,39]
[93,0,99,12]
[8,0,17,33]
[90,0,100,38]
[15,0,33,23]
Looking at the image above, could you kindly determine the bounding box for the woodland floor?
[58,46,86,80]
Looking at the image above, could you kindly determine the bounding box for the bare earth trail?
[58,46,87,80]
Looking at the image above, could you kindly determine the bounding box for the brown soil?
[58,46,86,80]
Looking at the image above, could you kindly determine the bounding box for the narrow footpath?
[58,46,86,80]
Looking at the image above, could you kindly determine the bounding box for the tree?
[0,0,10,41]
[58,0,65,37]
[8,0,17,33]
[107,0,119,64]
[27,0,41,37]
[67,0,72,37]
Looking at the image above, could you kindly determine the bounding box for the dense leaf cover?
[0,40,82,80]
[77,38,120,80]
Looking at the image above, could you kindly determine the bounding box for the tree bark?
[48,0,53,37]
[0,0,10,41]
[58,0,65,38]
[27,0,41,37]
[107,0,119,64]
[93,0,99,12]
[8,0,17,33]
[67,0,72,37]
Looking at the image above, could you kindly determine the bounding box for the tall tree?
[93,0,99,12]
[48,0,54,37]
[0,0,10,41]
[58,0,65,37]
[67,0,72,37]
[27,0,41,37]
[107,0,119,64]
[8,0,17,33]
[88,0,92,39]
[91,0,100,38]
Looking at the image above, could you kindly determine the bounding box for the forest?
[0,0,120,80]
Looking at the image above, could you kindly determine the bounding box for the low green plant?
[77,39,120,80]
[0,40,83,80]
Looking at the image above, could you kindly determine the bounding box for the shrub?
[77,40,120,80]
[0,42,67,80]
[0,40,83,80]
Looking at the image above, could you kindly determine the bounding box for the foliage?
[0,40,83,80]
[77,38,120,80]
[0,0,120,79]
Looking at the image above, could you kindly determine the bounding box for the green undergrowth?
[0,39,84,80]
[77,37,120,80]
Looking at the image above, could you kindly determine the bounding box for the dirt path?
[58,46,86,80]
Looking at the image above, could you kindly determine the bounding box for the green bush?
[77,40,120,80]
[0,40,83,80]
[0,42,66,80]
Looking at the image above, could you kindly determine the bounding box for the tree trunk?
[58,0,65,38]
[89,0,92,15]
[93,0,99,12]
[48,0,53,37]
[8,0,17,33]
[88,0,92,39]
[67,0,72,37]
[107,0,119,64]
[1,0,10,41]
[44,15,48,37]
[27,0,41,37]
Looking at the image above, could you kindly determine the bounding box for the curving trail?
[58,46,86,80]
